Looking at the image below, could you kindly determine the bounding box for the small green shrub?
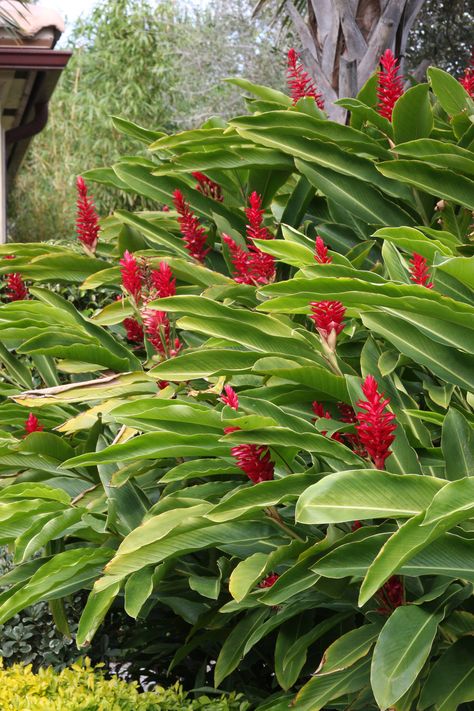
[0,658,250,710]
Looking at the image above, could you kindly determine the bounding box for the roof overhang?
[0,46,71,183]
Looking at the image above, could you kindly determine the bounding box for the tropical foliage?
[0,53,474,709]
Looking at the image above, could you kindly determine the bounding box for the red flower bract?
[5,273,28,301]
[76,176,100,254]
[123,317,144,344]
[152,262,176,298]
[229,442,274,484]
[287,48,324,109]
[460,52,474,98]
[120,250,142,303]
[142,308,182,358]
[409,252,434,288]
[376,575,404,615]
[310,301,346,339]
[222,234,275,286]
[245,192,271,242]
[221,385,239,411]
[192,172,223,202]
[377,49,404,121]
[172,189,209,263]
[24,413,43,434]
[355,375,396,470]
[258,573,279,588]
[315,235,332,264]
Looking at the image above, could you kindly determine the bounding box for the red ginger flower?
[315,235,332,264]
[312,401,344,443]
[228,440,274,484]
[376,575,404,615]
[142,308,181,358]
[245,192,271,242]
[355,375,396,470]
[76,176,100,255]
[310,301,346,340]
[172,189,209,263]
[459,51,474,97]
[123,317,143,344]
[223,234,275,286]
[377,49,404,121]
[259,573,279,589]
[409,252,433,288]
[287,48,324,109]
[120,250,142,303]
[24,413,43,434]
[192,172,223,202]
[152,261,176,298]
[5,272,28,301]
[221,385,239,411]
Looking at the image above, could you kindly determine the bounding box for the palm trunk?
[285,0,425,121]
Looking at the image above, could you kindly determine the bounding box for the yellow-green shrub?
[0,658,250,710]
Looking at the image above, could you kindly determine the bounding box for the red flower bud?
[24,413,43,434]
[315,236,332,264]
[5,273,28,301]
[151,262,176,298]
[76,176,100,254]
[377,49,404,121]
[172,189,209,263]
[409,252,433,288]
[221,385,239,411]
[310,301,346,340]
[192,172,223,202]
[287,48,324,109]
[355,375,396,470]
[120,251,142,303]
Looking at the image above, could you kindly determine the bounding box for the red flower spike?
[355,375,396,470]
[76,176,100,254]
[24,413,43,434]
[172,189,209,263]
[459,52,474,98]
[123,317,144,344]
[120,251,142,303]
[143,309,171,356]
[315,235,332,264]
[338,402,357,423]
[287,48,324,109]
[245,192,271,242]
[229,442,274,484]
[352,520,362,531]
[221,385,239,411]
[409,252,433,289]
[376,575,404,615]
[151,262,176,298]
[377,49,404,121]
[5,273,28,301]
[192,172,223,202]
[223,234,275,286]
[312,401,344,444]
[310,301,346,340]
[258,573,279,589]
[161,204,170,212]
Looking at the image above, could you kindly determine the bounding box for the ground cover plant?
[0,50,473,709]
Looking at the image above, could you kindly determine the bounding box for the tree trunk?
[285,0,426,121]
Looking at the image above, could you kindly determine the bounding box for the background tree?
[9,0,285,242]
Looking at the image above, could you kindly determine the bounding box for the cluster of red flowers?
[258,573,279,589]
[377,49,404,121]
[459,52,474,97]
[287,48,324,109]
[192,172,223,202]
[312,401,367,457]
[409,252,434,288]
[221,386,274,484]
[315,236,332,264]
[376,575,404,615]
[76,176,101,255]
[119,251,179,356]
[355,375,396,470]
[224,192,276,286]
[24,413,43,435]
[310,300,346,343]
[5,272,28,301]
[172,189,209,263]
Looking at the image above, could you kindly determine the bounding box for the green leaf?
[214,608,270,686]
[207,474,316,522]
[295,470,445,524]
[293,656,371,711]
[442,409,474,480]
[371,605,441,709]
[393,84,433,144]
[428,67,471,115]
[0,548,114,623]
[419,637,474,711]
[76,577,122,647]
[124,567,155,619]
[149,349,259,380]
[320,623,381,674]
